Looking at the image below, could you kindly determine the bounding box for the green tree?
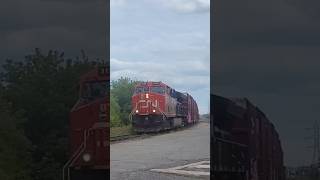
[111,77,137,125]
[0,48,102,180]
[110,93,121,127]
[0,98,32,180]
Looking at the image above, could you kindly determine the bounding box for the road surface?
[110,120,210,180]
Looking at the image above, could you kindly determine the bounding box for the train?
[63,66,109,180]
[212,94,285,180]
[131,81,199,132]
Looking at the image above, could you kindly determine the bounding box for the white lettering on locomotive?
[100,103,107,112]
[137,99,159,109]
[99,103,107,121]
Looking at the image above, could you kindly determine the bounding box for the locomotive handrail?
[62,135,85,180]
[128,109,135,123]
[62,143,84,180]
[215,137,248,148]
[69,128,92,177]
[62,128,93,180]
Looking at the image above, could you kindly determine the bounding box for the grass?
[110,125,134,138]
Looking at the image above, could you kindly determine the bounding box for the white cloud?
[158,0,210,13]
[111,58,209,85]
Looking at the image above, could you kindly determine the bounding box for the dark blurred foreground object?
[63,66,109,180]
[212,94,285,180]
[1,49,107,180]
[130,81,199,132]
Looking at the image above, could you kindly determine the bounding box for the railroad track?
[110,134,142,142]
[110,122,201,143]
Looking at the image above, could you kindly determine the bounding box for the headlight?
[152,109,156,112]
[146,93,149,98]
[82,153,91,162]
[135,110,139,113]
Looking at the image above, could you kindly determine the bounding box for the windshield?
[135,86,149,94]
[150,86,165,94]
[81,81,108,99]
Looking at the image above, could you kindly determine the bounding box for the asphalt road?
[110,121,210,180]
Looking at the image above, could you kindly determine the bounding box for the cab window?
[151,86,165,94]
[81,81,108,100]
[135,86,149,94]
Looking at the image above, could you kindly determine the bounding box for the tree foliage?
[0,48,102,180]
[110,93,121,127]
[110,77,138,126]
[0,99,32,180]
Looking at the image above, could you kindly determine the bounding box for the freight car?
[131,81,199,132]
[212,94,285,180]
[63,66,109,180]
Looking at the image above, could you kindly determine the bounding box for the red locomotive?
[131,81,199,132]
[212,94,285,180]
[63,66,109,180]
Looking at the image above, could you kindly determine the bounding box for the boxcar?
[212,94,285,180]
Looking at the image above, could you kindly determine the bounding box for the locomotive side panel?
[165,92,178,117]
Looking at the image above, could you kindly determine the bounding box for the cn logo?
[138,100,159,108]
[151,100,159,108]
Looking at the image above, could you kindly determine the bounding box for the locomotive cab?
[63,66,109,180]
[80,81,108,101]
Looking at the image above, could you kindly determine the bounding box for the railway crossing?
[151,161,210,178]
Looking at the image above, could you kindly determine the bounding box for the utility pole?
[312,120,320,167]
[309,120,320,179]
[305,120,320,179]
[316,120,320,180]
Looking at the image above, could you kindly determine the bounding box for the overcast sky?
[111,0,210,114]
[214,0,320,166]
[0,0,107,63]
